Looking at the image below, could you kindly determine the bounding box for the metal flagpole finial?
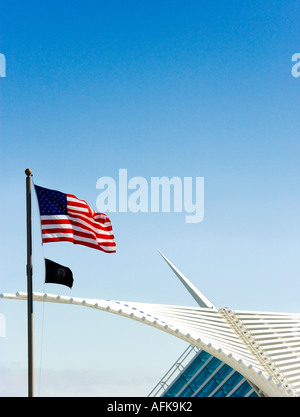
[25,168,32,177]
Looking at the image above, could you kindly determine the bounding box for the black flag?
[45,258,74,288]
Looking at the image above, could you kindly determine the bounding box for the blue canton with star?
[35,185,68,215]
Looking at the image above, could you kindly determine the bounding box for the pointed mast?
[25,168,33,397]
[158,250,215,309]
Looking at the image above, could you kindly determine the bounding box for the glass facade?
[162,349,259,398]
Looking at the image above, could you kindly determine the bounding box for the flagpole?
[25,168,33,397]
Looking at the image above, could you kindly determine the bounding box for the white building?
[2,252,300,397]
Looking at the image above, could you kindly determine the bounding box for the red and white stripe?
[40,194,116,253]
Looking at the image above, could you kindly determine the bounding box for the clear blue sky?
[0,0,299,396]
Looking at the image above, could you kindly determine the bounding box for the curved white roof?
[1,253,300,397]
[2,290,300,397]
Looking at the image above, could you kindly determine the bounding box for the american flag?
[34,185,116,253]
